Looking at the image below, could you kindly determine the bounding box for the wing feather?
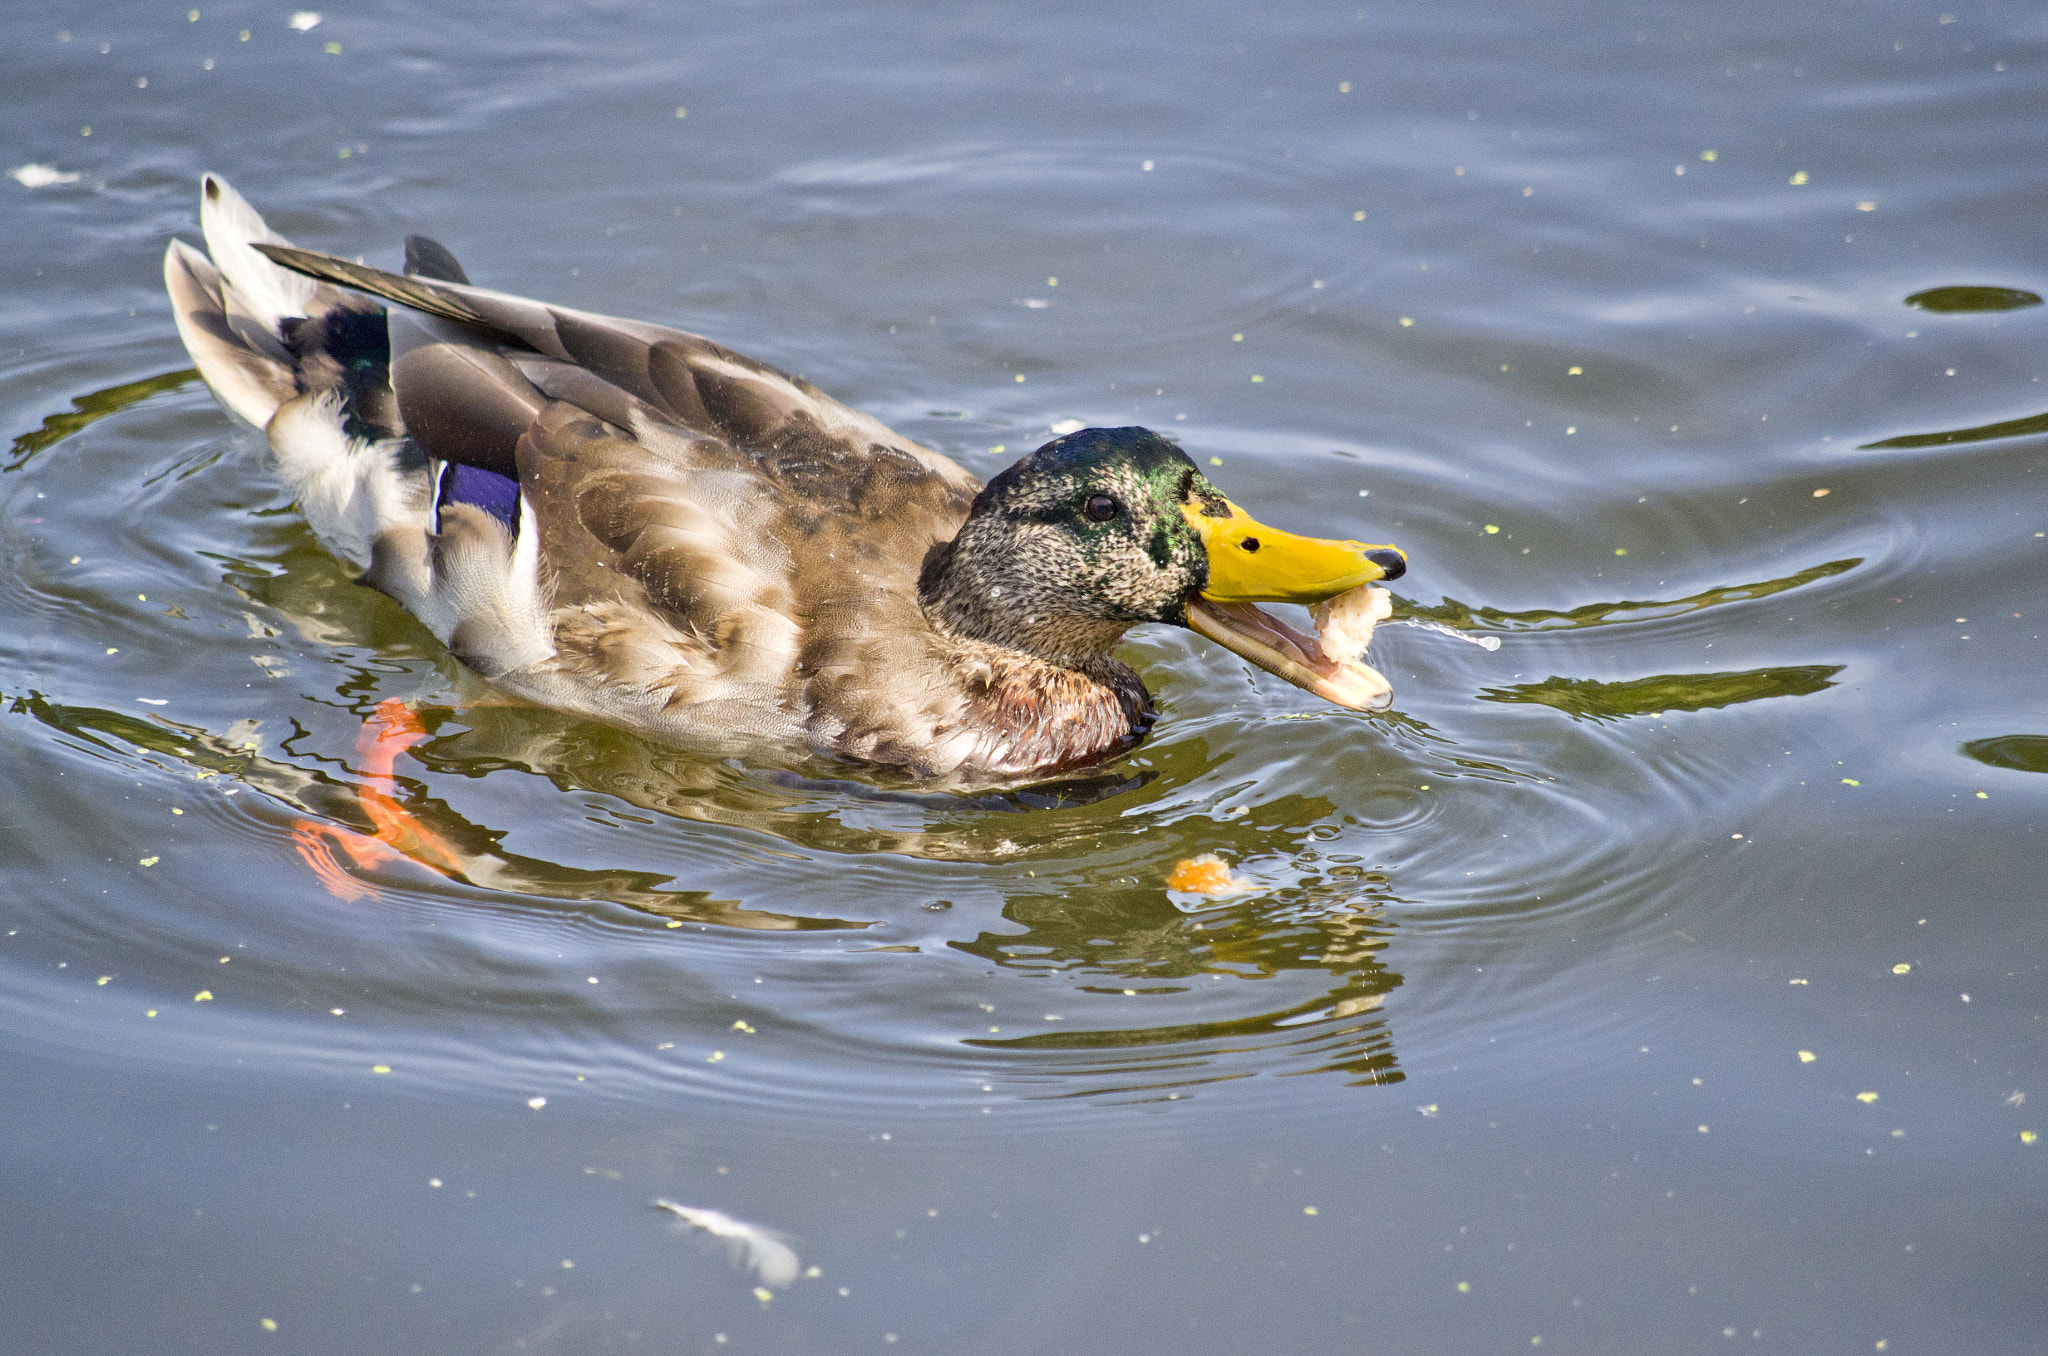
[251,241,977,489]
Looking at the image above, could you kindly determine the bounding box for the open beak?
[1181,498,1406,711]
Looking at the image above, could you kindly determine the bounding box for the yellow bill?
[1180,498,1406,711]
[1182,499,1404,602]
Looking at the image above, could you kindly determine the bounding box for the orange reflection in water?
[292,699,464,901]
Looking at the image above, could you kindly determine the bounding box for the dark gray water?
[5,1,2045,1352]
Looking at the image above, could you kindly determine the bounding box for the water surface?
[4,1,2045,1351]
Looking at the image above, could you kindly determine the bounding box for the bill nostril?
[1366,548,1406,580]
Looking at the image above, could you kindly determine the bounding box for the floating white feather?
[9,164,81,188]
[652,1200,801,1288]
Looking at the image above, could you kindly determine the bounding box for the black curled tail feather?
[405,234,471,285]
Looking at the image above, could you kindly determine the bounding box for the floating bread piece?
[1167,853,1253,895]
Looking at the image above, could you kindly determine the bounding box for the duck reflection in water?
[282,696,1406,1090]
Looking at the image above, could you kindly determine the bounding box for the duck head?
[919,426,1406,709]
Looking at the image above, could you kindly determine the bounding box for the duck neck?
[916,534,1130,673]
[918,537,1153,773]
[939,634,1154,776]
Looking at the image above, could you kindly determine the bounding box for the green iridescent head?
[920,427,1405,696]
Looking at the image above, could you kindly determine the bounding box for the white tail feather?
[164,238,295,427]
[198,172,316,333]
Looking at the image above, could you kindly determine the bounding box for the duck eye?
[1083,493,1121,522]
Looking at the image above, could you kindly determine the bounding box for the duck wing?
[252,242,974,491]
[253,242,987,765]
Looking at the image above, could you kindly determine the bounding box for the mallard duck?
[164,175,1406,783]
